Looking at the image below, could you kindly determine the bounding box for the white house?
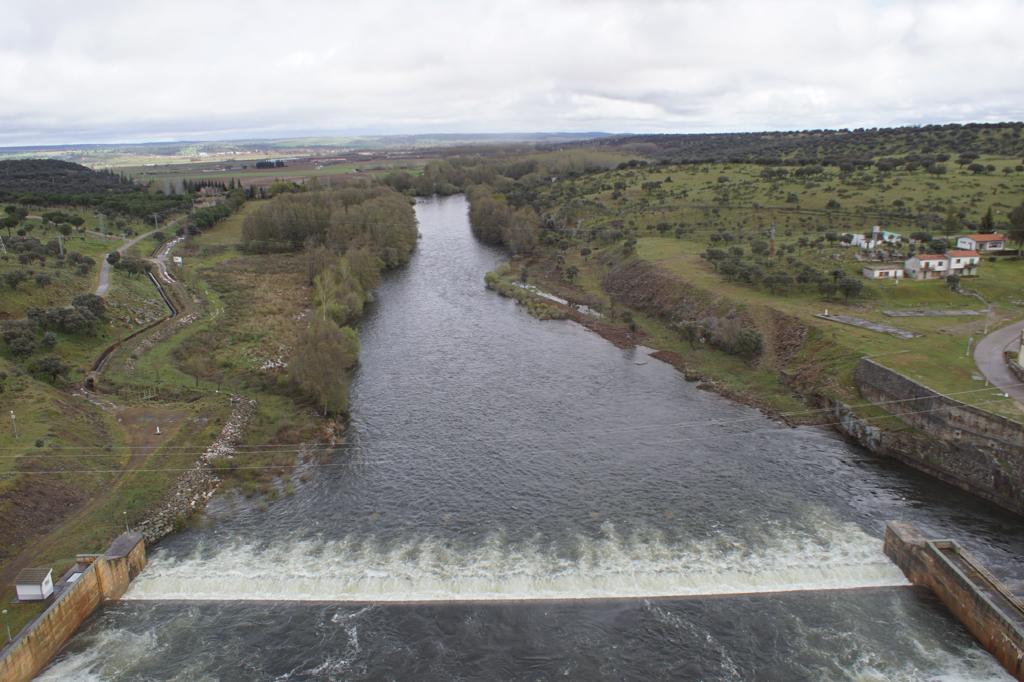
[946,250,980,276]
[15,567,54,601]
[861,264,904,279]
[956,233,1006,251]
[904,254,948,280]
[904,250,980,280]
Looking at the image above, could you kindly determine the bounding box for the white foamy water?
[36,624,223,682]
[124,522,906,602]
[35,629,159,682]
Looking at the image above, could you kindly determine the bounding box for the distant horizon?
[0,131,612,151]
[2,120,1023,153]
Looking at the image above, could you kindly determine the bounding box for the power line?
[2,377,1019,456]
[0,397,1009,475]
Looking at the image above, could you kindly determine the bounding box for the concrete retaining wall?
[850,358,1024,514]
[0,533,145,682]
[885,522,1024,680]
[1009,356,1024,383]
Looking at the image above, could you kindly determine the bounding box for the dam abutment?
[885,522,1024,681]
[0,533,146,682]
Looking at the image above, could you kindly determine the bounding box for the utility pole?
[123,511,130,533]
[2,608,11,643]
[966,336,973,358]
[9,410,16,438]
[98,212,106,235]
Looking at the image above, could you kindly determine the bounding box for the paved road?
[95,217,182,296]
[95,228,161,296]
[973,318,1024,404]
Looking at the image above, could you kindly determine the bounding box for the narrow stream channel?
[40,195,1024,680]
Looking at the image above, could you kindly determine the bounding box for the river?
[40,195,1024,680]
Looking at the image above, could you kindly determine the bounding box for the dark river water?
[41,195,1024,680]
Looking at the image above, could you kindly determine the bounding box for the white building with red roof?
[956,233,1006,251]
[947,250,981,276]
[904,250,980,280]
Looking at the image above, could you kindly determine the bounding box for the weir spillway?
[121,527,907,603]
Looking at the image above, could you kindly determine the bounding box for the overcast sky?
[1,0,1022,146]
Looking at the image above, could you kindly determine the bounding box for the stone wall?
[847,358,1024,514]
[885,522,1024,681]
[0,533,145,682]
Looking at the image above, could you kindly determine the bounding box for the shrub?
[4,270,28,289]
[72,293,106,318]
[764,272,793,293]
[1,320,37,355]
[839,277,864,300]
[28,355,69,383]
[4,332,36,356]
[27,299,102,335]
[114,256,150,275]
[705,316,763,360]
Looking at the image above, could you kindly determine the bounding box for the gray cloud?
[1,0,1022,145]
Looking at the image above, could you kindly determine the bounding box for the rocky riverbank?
[136,394,257,542]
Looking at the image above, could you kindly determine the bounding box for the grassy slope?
[0,212,169,378]
[0,206,281,637]
[515,156,1024,420]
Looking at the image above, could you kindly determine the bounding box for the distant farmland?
[123,155,427,191]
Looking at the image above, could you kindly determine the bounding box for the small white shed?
[15,567,54,601]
